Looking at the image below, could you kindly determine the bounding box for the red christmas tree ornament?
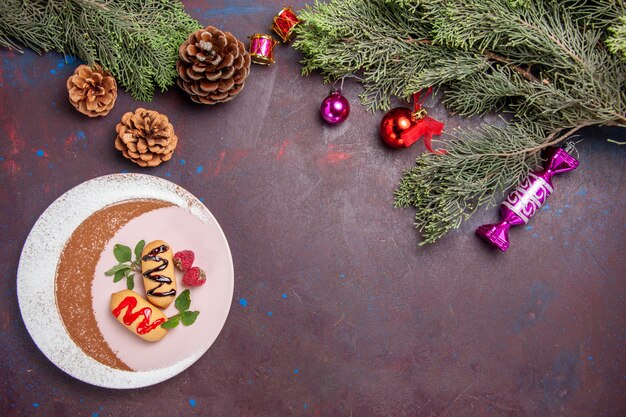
[380,88,445,153]
[271,6,301,43]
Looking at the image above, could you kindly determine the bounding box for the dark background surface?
[1,1,625,416]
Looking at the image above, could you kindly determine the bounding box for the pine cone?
[114,108,178,167]
[67,64,117,117]
[177,26,251,104]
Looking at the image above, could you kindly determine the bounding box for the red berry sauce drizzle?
[112,296,165,335]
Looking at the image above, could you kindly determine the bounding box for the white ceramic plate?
[17,174,234,388]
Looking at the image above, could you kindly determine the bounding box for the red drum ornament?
[272,6,301,43]
[249,34,278,65]
[380,89,445,153]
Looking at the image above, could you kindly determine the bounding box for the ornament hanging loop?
[413,86,446,154]
[332,75,349,93]
[411,108,428,120]
[413,87,433,112]
[411,87,431,121]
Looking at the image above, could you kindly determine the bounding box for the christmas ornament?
[380,89,444,153]
[66,64,117,117]
[177,26,251,105]
[476,144,579,252]
[294,1,625,245]
[320,89,350,124]
[272,6,301,43]
[249,34,279,65]
[114,108,178,167]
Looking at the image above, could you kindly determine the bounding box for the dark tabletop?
[1,1,625,416]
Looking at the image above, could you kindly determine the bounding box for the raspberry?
[182,266,206,287]
[173,250,195,271]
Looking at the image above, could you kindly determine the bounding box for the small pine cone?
[114,108,178,167]
[177,26,251,105]
[67,64,117,117]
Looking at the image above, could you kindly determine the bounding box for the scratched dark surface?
[1,1,625,416]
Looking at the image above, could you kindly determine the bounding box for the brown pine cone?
[177,26,251,104]
[114,108,178,167]
[67,64,117,117]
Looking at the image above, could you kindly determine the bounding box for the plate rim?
[16,173,234,389]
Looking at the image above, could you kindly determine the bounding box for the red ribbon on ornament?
[406,88,445,154]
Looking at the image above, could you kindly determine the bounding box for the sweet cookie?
[110,290,168,342]
[141,240,177,308]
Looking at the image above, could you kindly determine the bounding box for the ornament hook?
[411,108,428,120]
[562,140,581,160]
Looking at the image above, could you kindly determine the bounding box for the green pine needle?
[607,16,626,62]
[0,0,201,101]
[294,0,626,245]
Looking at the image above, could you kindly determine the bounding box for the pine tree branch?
[606,14,626,61]
[408,38,542,84]
[482,51,541,84]
[515,18,587,69]
[393,121,548,244]
[613,112,626,124]
[295,0,626,245]
[479,123,592,158]
[0,0,200,101]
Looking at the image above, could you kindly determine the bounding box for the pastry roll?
[141,240,177,308]
[110,290,168,342]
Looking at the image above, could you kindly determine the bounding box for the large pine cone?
[114,108,178,167]
[177,26,251,104]
[67,64,117,117]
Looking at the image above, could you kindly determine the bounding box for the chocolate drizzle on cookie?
[142,245,177,298]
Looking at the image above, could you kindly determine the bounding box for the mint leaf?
[113,269,126,283]
[114,244,132,263]
[134,240,145,261]
[126,270,135,290]
[161,315,180,329]
[181,310,200,326]
[105,264,130,276]
[175,289,191,312]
